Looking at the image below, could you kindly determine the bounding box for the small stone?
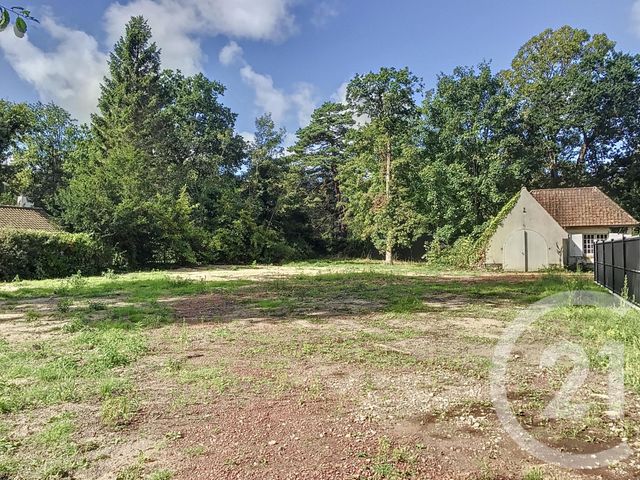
[268,440,277,446]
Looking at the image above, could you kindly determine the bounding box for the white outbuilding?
[485,187,638,271]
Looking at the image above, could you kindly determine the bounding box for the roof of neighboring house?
[0,205,60,232]
[530,187,639,228]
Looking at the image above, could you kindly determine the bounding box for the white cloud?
[311,1,339,27]
[219,41,244,66]
[283,132,297,149]
[104,0,297,73]
[0,0,299,121]
[330,79,369,127]
[633,1,640,37]
[240,64,290,123]
[225,43,316,127]
[0,18,107,122]
[239,131,255,144]
[290,82,315,126]
[331,81,348,103]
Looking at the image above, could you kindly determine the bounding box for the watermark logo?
[490,290,632,469]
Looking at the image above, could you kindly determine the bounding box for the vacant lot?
[1,261,640,479]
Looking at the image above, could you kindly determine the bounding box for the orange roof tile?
[0,206,60,232]
[530,187,638,228]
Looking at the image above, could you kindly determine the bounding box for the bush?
[0,230,111,281]
[424,236,476,269]
[424,191,522,269]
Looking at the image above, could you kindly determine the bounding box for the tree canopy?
[2,22,639,268]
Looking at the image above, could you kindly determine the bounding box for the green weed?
[101,395,138,428]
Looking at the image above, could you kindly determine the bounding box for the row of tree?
[1,18,639,266]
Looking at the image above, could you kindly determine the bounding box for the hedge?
[0,230,111,281]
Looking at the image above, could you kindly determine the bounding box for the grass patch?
[539,305,640,394]
[147,469,174,480]
[0,272,250,302]
[522,466,544,480]
[101,395,139,428]
[0,263,616,479]
[175,366,237,394]
[0,413,85,480]
[0,306,150,413]
[365,437,421,479]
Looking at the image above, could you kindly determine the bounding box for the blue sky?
[2,0,640,142]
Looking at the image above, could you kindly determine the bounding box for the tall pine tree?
[92,16,166,155]
[344,67,425,263]
[291,102,354,251]
[60,16,201,267]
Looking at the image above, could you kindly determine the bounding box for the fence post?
[595,240,599,282]
[611,238,615,292]
[623,235,626,289]
[594,241,597,282]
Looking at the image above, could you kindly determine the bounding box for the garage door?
[503,229,548,272]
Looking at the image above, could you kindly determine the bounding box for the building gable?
[485,187,568,268]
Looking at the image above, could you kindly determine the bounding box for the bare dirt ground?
[1,265,639,479]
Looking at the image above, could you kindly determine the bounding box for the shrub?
[0,230,111,281]
[424,191,521,269]
[424,236,476,269]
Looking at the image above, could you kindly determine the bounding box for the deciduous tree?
[504,26,640,185]
[344,67,424,263]
[10,102,81,212]
[420,63,526,243]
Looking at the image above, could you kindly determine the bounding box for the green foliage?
[58,17,256,268]
[600,150,640,223]
[243,114,314,262]
[58,17,197,268]
[0,230,110,281]
[424,236,476,269]
[343,67,425,261]
[0,5,38,38]
[92,16,165,153]
[101,395,138,428]
[523,467,544,480]
[56,298,72,314]
[0,100,33,202]
[425,191,520,268]
[147,470,173,480]
[0,100,33,160]
[420,63,527,243]
[291,102,355,252]
[8,102,82,212]
[622,275,631,302]
[541,305,640,394]
[5,19,640,268]
[470,191,521,264]
[504,26,640,185]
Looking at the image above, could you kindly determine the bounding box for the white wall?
[565,227,635,264]
[486,188,568,270]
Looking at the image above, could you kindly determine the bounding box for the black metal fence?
[594,236,640,302]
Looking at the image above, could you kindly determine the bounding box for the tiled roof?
[0,206,60,232]
[530,187,638,228]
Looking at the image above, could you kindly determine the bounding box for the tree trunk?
[385,233,393,264]
[577,131,592,174]
[330,163,346,237]
[548,150,559,186]
[384,138,393,265]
